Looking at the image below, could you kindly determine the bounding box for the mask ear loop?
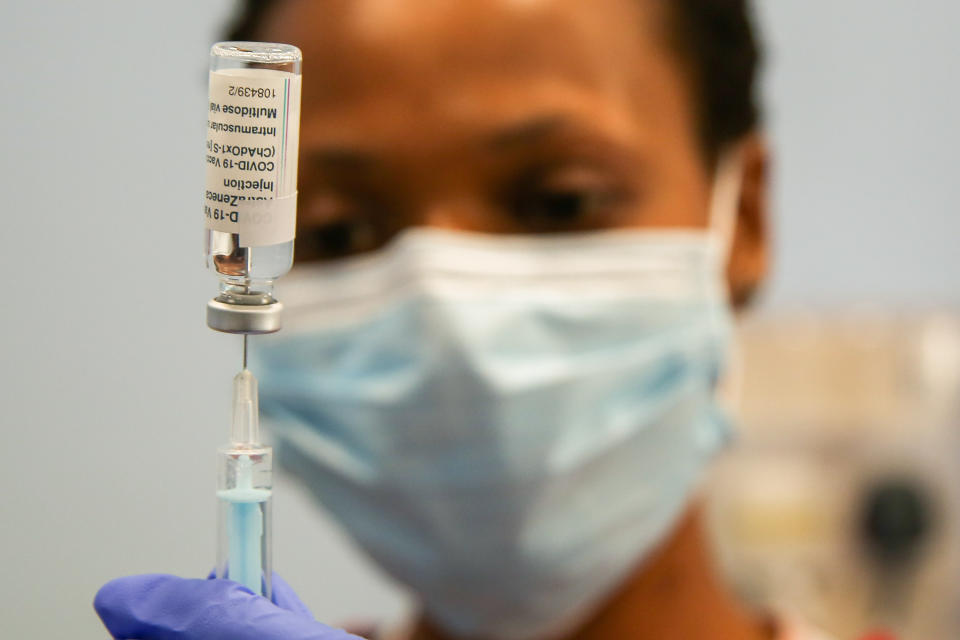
[708,147,747,422]
[708,147,746,268]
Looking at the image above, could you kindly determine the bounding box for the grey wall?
[1,1,957,637]
[756,1,960,308]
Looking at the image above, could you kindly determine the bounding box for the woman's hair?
[664,0,762,163]
[225,0,762,164]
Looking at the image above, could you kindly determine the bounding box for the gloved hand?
[94,572,364,640]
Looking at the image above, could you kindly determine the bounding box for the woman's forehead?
[260,0,661,48]
[259,0,696,153]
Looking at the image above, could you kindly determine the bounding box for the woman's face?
[259,0,767,299]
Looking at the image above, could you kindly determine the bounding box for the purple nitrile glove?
[94,573,364,640]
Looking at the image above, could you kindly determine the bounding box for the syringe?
[202,41,302,598]
[216,368,273,597]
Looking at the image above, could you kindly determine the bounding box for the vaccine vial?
[204,42,302,334]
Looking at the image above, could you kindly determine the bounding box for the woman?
[94,1,826,638]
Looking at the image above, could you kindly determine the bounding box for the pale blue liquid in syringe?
[216,370,273,598]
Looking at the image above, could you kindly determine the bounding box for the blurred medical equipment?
[708,313,960,640]
[202,42,303,598]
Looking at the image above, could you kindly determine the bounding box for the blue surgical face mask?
[256,160,742,640]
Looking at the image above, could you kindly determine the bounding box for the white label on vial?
[204,68,301,248]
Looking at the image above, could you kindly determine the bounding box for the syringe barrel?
[204,42,302,331]
[216,445,273,598]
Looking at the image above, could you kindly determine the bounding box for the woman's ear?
[727,133,771,307]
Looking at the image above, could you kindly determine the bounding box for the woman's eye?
[519,189,606,223]
[296,219,377,261]
[295,192,392,262]
[506,166,630,232]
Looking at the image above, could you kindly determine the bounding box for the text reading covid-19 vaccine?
[204,42,302,334]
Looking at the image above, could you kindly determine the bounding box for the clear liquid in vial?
[206,230,294,292]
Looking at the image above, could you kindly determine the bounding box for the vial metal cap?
[207,297,283,335]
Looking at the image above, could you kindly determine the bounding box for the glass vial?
[204,42,302,333]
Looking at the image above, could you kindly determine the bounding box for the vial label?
[205,69,301,248]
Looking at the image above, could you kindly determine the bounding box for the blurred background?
[1,1,958,638]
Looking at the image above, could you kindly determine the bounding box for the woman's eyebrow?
[484,114,640,159]
[304,147,380,171]
[485,115,571,150]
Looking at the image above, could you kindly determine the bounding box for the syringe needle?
[242,334,248,370]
